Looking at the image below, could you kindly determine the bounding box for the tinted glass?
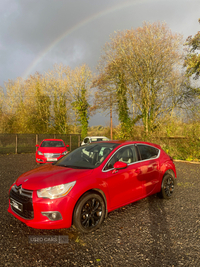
[55,142,120,169]
[91,138,109,142]
[104,145,138,170]
[41,141,64,147]
[84,138,89,143]
[137,145,159,160]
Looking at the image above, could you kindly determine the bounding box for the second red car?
[35,139,69,164]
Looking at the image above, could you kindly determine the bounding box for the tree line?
[0,21,199,139]
[0,64,92,138]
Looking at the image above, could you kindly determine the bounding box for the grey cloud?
[0,0,200,125]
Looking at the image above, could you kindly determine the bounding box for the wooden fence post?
[78,135,80,147]
[36,134,38,151]
[70,135,71,151]
[15,134,18,154]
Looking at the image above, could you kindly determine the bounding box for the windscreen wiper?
[57,164,93,169]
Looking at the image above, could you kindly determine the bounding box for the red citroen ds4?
[8,141,177,233]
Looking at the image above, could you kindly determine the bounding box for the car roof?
[93,140,161,149]
[84,136,109,139]
[42,139,64,142]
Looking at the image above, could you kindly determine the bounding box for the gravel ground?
[0,153,199,267]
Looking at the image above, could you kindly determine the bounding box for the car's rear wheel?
[159,173,175,199]
[73,192,105,233]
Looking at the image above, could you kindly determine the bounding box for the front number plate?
[47,158,57,161]
[10,198,23,212]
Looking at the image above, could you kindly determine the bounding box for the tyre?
[158,173,175,199]
[73,192,106,233]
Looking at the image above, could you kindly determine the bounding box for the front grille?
[9,185,34,219]
[44,153,60,158]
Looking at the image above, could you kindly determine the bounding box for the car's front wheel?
[73,192,105,233]
[158,173,175,199]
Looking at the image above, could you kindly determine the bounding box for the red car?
[35,139,69,164]
[8,141,176,233]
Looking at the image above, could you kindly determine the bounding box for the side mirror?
[66,144,70,148]
[35,144,39,148]
[113,161,127,170]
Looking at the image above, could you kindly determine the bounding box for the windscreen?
[55,142,119,169]
[41,141,64,148]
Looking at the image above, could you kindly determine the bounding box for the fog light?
[41,211,62,221]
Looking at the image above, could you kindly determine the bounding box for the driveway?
[0,154,199,266]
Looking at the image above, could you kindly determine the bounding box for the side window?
[104,145,137,170]
[84,138,89,144]
[137,145,159,160]
[99,147,111,156]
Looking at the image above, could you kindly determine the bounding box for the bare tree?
[96,22,190,135]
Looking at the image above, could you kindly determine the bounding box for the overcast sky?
[1,0,200,126]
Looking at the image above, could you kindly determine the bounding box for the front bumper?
[8,190,76,229]
[36,154,65,164]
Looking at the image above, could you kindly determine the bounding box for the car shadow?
[146,195,178,266]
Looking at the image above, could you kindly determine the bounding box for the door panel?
[135,159,160,195]
[104,163,144,210]
[101,144,160,210]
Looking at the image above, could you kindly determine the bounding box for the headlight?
[37,150,43,155]
[37,181,76,199]
[62,151,68,156]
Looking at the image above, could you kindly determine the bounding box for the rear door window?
[137,144,159,160]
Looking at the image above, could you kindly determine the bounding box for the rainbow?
[23,0,152,79]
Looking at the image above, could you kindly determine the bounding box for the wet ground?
[0,154,199,266]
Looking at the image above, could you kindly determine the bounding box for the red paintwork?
[15,164,94,190]
[35,139,68,164]
[8,140,177,230]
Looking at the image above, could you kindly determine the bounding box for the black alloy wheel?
[159,173,175,199]
[73,192,105,233]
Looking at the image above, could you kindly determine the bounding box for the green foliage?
[184,19,200,79]
[33,82,51,133]
[0,64,93,135]
[87,125,110,137]
[96,21,191,138]
[70,64,92,139]
[53,93,69,134]
[88,122,200,162]
[116,73,132,137]
[72,87,89,139]
[161,138,200,161]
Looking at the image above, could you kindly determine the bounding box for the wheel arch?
[162,169,176,183]
[158,169,176,199]
[72,188,108,225]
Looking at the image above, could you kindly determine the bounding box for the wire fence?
[0,134,199,160]
[0,134,81,154]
